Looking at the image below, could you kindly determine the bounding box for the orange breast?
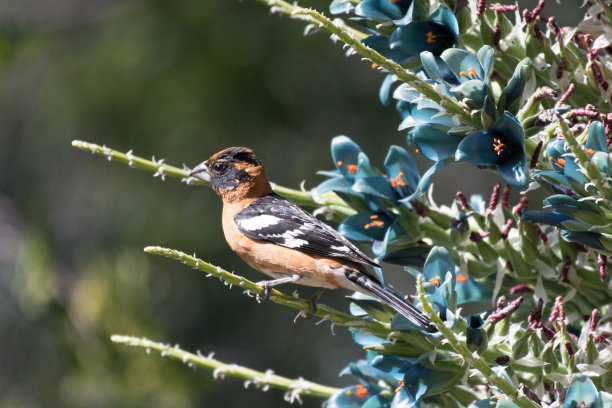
[221,201,352,289]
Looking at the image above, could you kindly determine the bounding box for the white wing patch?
[282,237,309,248]
[331,245,351,253]
[236,214,281,231]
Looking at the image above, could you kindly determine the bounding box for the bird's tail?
[344,268,437,333]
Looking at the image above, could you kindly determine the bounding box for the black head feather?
[206,147,263,192]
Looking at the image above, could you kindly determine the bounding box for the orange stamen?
[364,219,385,229]
[468,67,477,77]
[428,276,441,286]
[371,63,378,69]
[389,172,407,188]
[370,214,378,219]
[395,380,405,393]
[549,156,565,169]
[347,164,358,174]
[493,137,505,156]
[337,160,343,166]
[584,147,595,156]
[456,273,467,283]
[426,31,437,44]
[355,384,368,398]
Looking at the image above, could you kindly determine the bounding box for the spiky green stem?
[111,335,340,401]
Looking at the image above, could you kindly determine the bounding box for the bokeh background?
[0,1,577,407]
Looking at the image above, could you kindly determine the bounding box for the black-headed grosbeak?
[189,146,435,332]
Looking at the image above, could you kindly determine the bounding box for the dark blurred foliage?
[0,0,577,407]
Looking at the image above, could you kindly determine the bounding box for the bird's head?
[190,147,271,201]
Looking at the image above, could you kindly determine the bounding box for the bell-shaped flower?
[362,5,458,65]
[455,111,529,189]
[355,0,413,22]
[565,374,612,408]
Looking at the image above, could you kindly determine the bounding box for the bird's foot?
[304,288,325,319]
[254,274,301,304]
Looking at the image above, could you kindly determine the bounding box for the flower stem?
[71,140,351,212]
[415,275,541,408]
[144,246,402,341]
[110,335,340,401]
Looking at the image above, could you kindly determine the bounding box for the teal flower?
[362,5,458,65]
[455,112,528,189]
[355,0,413,22]
[422,46,495,107]
[565,374,612,408]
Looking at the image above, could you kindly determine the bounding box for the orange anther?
[456,273,467,283]
[429,276,441,286]
[347,164,358,174]
[355,384,368,398]
[493,137,505,156]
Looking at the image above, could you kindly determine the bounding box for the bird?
[189,146,435,332]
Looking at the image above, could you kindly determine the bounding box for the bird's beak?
[189,161,211,182]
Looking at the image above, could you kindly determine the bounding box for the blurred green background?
[0,1,577,407]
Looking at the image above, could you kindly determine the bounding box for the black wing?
[234,194,379,267]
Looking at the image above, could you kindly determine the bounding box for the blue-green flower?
[355,0,413,22]
[565,374,612,408]
[422,46,495,107]
[455,111,528,189]
[362,5,458,65]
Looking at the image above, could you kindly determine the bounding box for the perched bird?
[189,146,435,332]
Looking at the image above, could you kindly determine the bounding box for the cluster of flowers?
[325,247,612,408]
[308,0,612,407]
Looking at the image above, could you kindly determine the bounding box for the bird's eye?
[213,162,224,172]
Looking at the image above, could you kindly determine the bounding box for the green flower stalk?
[111,335,340,402]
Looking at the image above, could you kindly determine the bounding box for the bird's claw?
[256,282,271,304]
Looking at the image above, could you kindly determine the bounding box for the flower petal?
[490,111,524,147]
[565,374,599,408]
[389,21,456,57]
[384,145,420,192]
[476,45,494,80]
[455,130,499,165]
[332,136,363,183]
[587,120,607,152]
[451,79,487,106]
[339,211,395,242]
[440,48,484,83]
[497,153,529,189]
[501,57,532,113]
[379,74,397,106]
[411,125,462,161]
[428,5,459,40]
